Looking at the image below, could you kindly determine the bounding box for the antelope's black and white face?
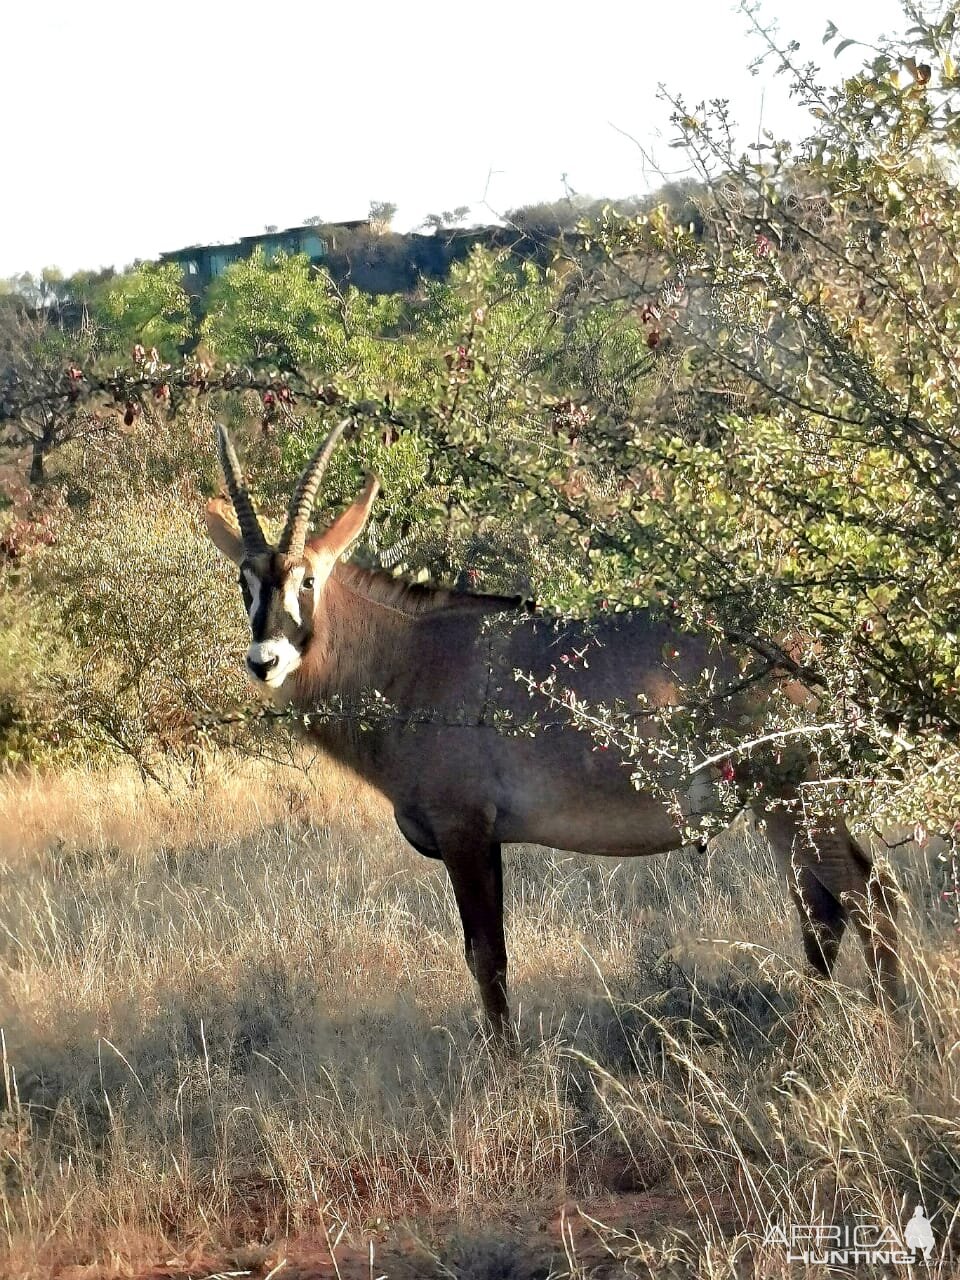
[236,552,316,688]
[205,422,379,693]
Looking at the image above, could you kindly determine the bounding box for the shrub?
[200,250,346,371]
[37,481,248,772]
[93,262,193,361]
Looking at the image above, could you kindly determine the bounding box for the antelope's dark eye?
[301,576,314,592]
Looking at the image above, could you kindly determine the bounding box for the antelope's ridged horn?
[278,417,353,559]
[215,425,269,554]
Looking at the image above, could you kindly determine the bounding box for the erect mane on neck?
[333,563,532,618]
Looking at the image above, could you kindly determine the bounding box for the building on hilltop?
[159,220,556,296]
[159,220,369,291]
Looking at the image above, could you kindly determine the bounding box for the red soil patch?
[51,1189,739,1280]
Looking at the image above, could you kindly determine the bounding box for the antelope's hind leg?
[762,807,902,1009]
[789,865,847,979]
[848,842,903,1011]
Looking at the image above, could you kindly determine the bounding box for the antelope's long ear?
[205,498,245,565]
[307,475,380,563]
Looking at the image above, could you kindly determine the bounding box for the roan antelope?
[205,420,902,1039]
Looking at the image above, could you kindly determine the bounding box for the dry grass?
[0,753,389,863]
[0,758,958,1277]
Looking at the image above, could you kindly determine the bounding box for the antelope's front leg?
[439,818,511,1041]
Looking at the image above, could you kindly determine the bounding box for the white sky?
[1,0,907,279]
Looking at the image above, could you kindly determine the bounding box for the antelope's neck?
[281,576,423,787]
[282,572,525,791]
[298,577,418,702]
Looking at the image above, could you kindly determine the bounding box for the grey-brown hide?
[206,422,902,1038]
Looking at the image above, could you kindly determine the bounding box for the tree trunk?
[29,437,45,484]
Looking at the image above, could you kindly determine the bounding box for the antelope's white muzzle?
[246,638,301,688]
